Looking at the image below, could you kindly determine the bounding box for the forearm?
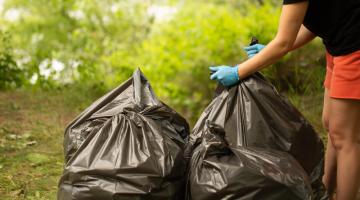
[237,38,290,78]
[236,2,309,79]
[289,25,316,51]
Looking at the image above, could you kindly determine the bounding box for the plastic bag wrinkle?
[185,73,329,200]
[58,69,189,200]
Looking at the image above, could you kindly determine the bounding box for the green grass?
[0,89,327,199]
[0,89,97,200]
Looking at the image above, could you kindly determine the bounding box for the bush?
[1,0,152,89]
[1,0,327,124]
[0,31,25,90]
[107,1,325,123]
[108,3,249,123]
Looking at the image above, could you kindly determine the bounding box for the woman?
[209,0,360,199]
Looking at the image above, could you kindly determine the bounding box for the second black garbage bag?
[58,69,190,200]
[185,73,329,200]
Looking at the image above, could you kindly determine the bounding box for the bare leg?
[322,89,338,198]
[329,98,360,200]
[324,135,338,198]
[322,89,337,197]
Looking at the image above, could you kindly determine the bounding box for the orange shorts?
[324,50,360,100]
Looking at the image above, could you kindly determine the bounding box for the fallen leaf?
[26,141,37,146]
[7,134,18,140]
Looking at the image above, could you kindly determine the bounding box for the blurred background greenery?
[0,0,327,199]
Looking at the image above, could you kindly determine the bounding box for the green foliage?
[0,31,25,89]
[111,3,249,122]
[107,1,320,122]
[1,0,152,89]
[270,38,326,94]
[1,0,326,122]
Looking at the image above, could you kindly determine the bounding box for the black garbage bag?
[185,73,329,200]
[58,69,190,200]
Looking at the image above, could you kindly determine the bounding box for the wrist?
[234,64,241,80]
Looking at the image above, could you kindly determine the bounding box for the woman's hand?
[244,44,266,58]
[209,66,239,86]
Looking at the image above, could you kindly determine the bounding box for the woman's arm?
[244,25,315,58]
[237,2,310,79]
[290,25,316,51]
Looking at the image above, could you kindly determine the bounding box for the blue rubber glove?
[209,65,240,86]
[243,44,265,58]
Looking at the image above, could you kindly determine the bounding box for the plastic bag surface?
[58,69,189,200]
[185,73,329,200]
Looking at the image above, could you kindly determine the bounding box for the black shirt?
[283,0,360,56]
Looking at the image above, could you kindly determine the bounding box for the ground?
[0,90,91,200]
[0,89,326,200]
